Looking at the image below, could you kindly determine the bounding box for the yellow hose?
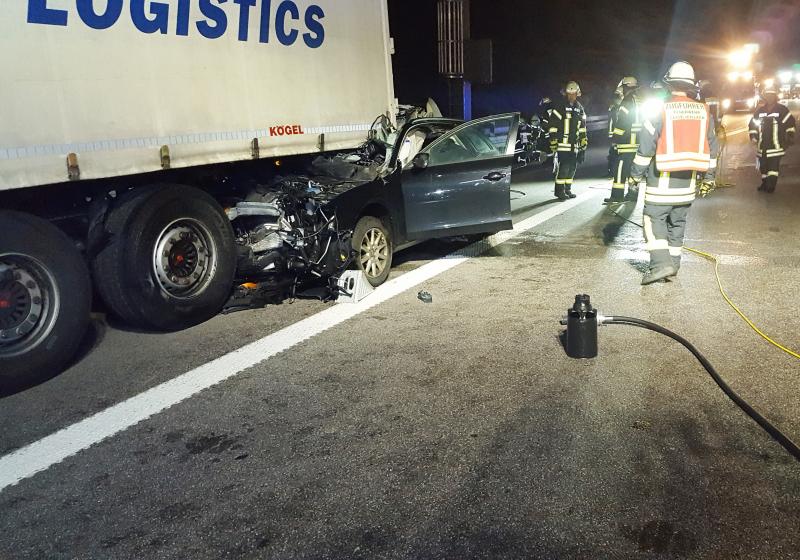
[684,246,800,360]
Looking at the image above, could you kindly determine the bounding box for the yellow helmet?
[564,81,582,96]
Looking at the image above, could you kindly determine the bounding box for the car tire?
[92,184,236,331]
[0,211,91,390]
[352,216,393,287]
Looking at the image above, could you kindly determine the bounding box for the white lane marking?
[0,189,599,492]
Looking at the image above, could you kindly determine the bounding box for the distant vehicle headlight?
[721,99,732,109]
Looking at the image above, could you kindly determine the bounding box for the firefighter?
[605,76,642,203]
[630,61,719,285]
[548,81,588,200]
[749,85,796,193]
[607,86,624,177]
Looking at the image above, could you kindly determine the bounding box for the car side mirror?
[412,153,429,170]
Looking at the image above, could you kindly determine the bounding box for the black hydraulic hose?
[605,316,800,462]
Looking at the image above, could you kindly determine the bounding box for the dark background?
[388,0,800,118]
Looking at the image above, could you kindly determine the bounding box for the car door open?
[400,113,519,241]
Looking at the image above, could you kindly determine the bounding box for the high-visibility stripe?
[619,106,629,114]
[669,246,683,257]
[551,110,563,120]
[645,192,696,204]
[643,120,656,135]
[615,160,624,185]
[613,128,626,135]
[783,112,793,123]
[787,127,796,133]
[634,154,651,167]
[773,124,779,150]
[656,152,711,172]
[768,171,780,177]
[709,158,717,169]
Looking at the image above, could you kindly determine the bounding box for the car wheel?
[353,216,393,287]
[0,211,91,390]
[92,185,236,331]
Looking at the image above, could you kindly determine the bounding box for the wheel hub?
[153,221,213,298]
[0,263,45,345]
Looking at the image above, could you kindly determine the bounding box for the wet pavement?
[1,113,799,559]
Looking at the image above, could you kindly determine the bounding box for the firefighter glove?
[699,180,716,198]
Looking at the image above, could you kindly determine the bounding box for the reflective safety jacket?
[611,93,642,154]
[548,100,588,152]
[631,93,719,206]
[749,103,796,158]
[608,99,622,139]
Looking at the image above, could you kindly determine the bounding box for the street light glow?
[779,71,794,84]
[728,71,740,82]
[728,49,752,68]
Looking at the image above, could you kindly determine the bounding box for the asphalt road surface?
[2,112,799,559]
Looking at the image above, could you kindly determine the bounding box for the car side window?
[427,117,513,167]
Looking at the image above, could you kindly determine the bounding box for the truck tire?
[353,216,393,287]
[0,211,91,390]
[92,185,236,331]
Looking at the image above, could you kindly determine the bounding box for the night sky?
[388,0,800,117]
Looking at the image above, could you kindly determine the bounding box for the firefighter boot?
[641,265,676,285]
[555,184,569,201]
[758,182,766,192]
[565,186,577,199]
[668,256,681,277]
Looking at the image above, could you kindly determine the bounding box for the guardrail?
[585,115,609,132]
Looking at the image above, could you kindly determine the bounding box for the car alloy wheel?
[359,227,389,280]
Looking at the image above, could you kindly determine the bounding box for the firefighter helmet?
[663,61,696,87]
[762,83,779,95]
[618,76,639,89]
[563,81,582,96]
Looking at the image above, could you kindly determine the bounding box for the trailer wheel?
[92,185,236,331]
[0,211,91,390]
[353,216,393,287]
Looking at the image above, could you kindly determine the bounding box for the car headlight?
[721,99,732,109]
[641,98,664,121]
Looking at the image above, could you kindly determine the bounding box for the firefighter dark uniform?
[749,96,796,193]
[549,82,588,200]
[607,83,642,202]
[630,62,719,285]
